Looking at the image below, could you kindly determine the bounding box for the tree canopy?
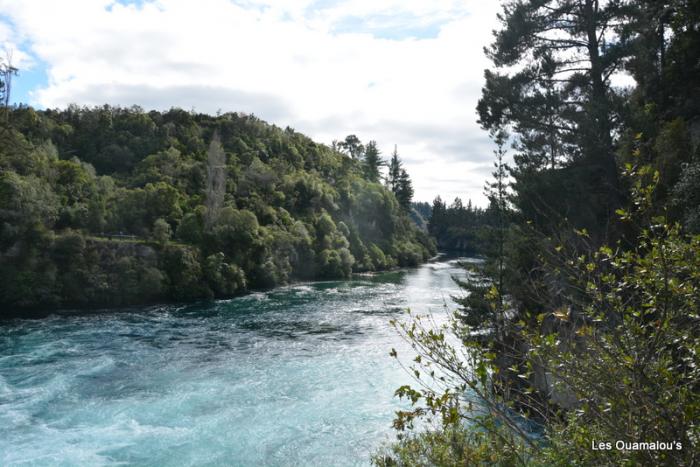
[0,106,434,311]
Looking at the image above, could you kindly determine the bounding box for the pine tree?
[456,129,511,338]
[485,129,509,226]
[484,128,510,339]
[386,145,402,193]
[396,169,414,211]
[363,140,383,183]
[477,0,631,232]
[384,145,413,211]
[428,196,446,241]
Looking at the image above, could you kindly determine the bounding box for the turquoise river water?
[0,256,469,466]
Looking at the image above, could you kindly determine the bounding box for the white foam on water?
[0,258,474,466]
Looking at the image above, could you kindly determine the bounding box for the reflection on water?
[0,257,470,466]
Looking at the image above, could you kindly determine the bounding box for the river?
[0,256,470,466]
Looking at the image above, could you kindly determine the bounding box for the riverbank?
[1,233,439,317]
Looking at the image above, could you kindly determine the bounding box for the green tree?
[363,140,383,182]
[395,169,414,211]
[204,252,246,296]
[0,171,58,246]
[456,129,511,333]
[161,245,207,300]
[386,145,402,193]
[428,196,446,238]
[152,218,171,246]
[477,0,632,235]
[337,134,364,160]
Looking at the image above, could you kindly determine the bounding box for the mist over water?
[0,257,468,466]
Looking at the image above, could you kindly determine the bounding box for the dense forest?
[426,196,490,253]
[0,106,435,311]
[377,1,700,466]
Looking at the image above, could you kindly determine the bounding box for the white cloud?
[0,0,503,205]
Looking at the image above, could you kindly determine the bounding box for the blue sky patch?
[10,58,48,107]
[107,0,149,10]
[331,14,443,40]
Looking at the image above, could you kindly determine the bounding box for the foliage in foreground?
[373,421,532,467]
[375,185,700,466]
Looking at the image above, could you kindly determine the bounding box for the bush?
[378,208,700,466]
[368,244,388,270]
[318,248,354,278]
[394,242,423,267]
[373,421,533,467]
[204,252,246,296]
[161,245,208,300]
[152,218,171,246]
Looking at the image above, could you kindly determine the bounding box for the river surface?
[0,256,469,466]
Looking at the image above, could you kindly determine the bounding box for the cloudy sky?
[0,0,503,205]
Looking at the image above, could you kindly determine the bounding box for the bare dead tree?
[205,131,227,229]
[0,50,18,124]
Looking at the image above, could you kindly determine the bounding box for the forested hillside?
[0,106,434,311]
